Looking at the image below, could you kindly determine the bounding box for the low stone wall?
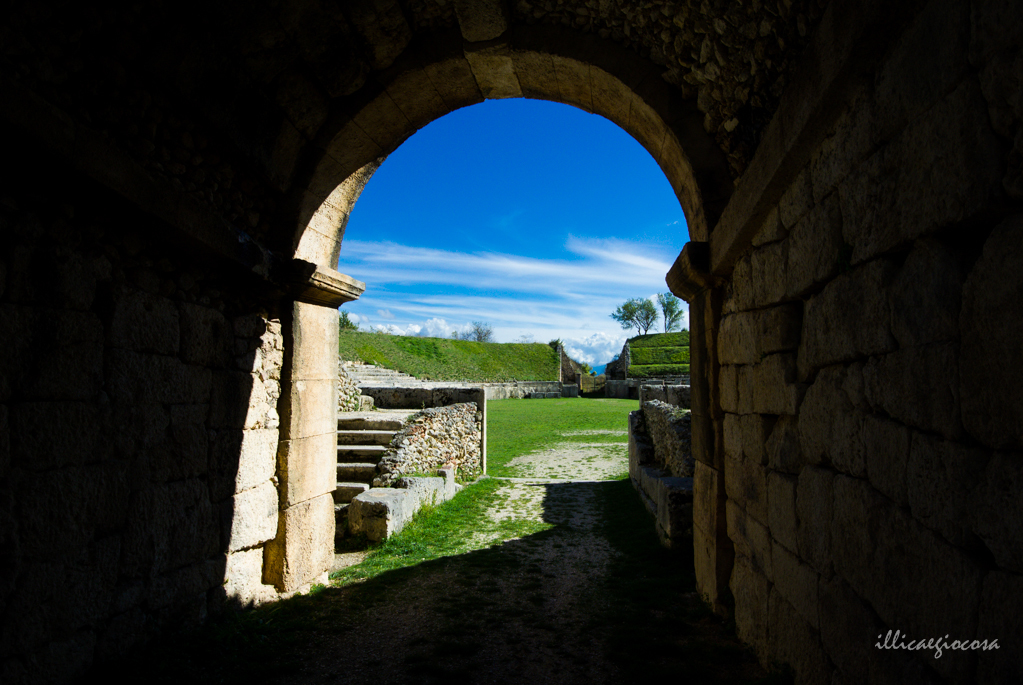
[641,400,695,478]
[607,378,692,399]
[482,381,562,399]
[639,384,691,408]
[374,403,482,486]
[628,411,693,548]
[349,469,462,542]
[337,361,362,413]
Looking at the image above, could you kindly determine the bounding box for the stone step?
[337,411,414,431]
[337,429,395,446]
[337,462,377,482]
[333,482,370,504]
[337,444,388,464]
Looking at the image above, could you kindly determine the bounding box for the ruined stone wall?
[641,400,694,478]
[374,403,483,486]
[0,144,284,683]
[696,0,1023,681]
[336,361,361,413]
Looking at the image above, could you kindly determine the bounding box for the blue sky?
[338,98,690,365]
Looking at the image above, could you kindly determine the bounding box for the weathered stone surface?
[108,350,212,405]
[749,240,786,308]
[222,548,277,607]
[209,370,278,431]
[464,42,522,99]
[276,432,337,507]
[796,465,834,575]
[209,428,278,502]
[907,432,987,547]
[768,471,798,553]
[797,259,898,378]
[768,588,831,685]
[785,192,844,298]
[831,475,983,680]
[970,451,1023,574]
[179,303,232,367]
[225,481,278,553]
[121,479,218,578]
[748,353,802,415]
[890,238,962,348]
[863,343,961,439]
[862,414,911,507]
[108,289,180,355]
[718,364,738,414]
[778,167,813,230]
[453,0,508,42]
[960,215,1023,449]
[976,569,1023,683]
[751,207,786,247]
[839,80,1002,265]
[263,493,334,592]
[718,303,801,366]
[289,302,338,382]
[638,401,693,478]
[376,403,483,485]
[10,402,109,471]
[349,471,460,542]
[726,500,771,582]
[766,415,802,474]
[772,541,820,629]
[632,468,693,546]
[722,412,740,461]
[725,452,768,526]
[799,365,865,476]
[730,555,769,659]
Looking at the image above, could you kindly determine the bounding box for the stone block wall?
[374,403,483,486]
[0,154,284,682]
[689,0,1023,681]
[641,400,695,478]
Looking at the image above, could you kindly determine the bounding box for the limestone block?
[797,259,898,378]
[718,312,757,366]
[385,65,447,131]
[280,378,336,440]
[768,471,798,553]
[976,570,1023,683]
[739,414,771,465]
[722,412,741,460]
[730,555,770,659]
[107,350,211,405]
[736,365,754,415]
[970,452,1023,573]
[863,343,962,439]
[348,488,414,542]
[148,559,219,611]
[726,500,772,582]
[108,288,179,355]
[719,304,802,366]
[343,0,410,70]
[276,433,338,507]
[225,481,278,553]
[10,402,109,472]
[839,80,1001,265]
[719,364,738,414]
[453,0,508,42]
[960,215,1023,449]
[796,465,834,575]
[150,403,209,482]
[772,541,820,630]
[179,303,232,367]
[288,301,339,381]
[750,240,786,308]
[209,428,278,502]
[263,492,334,592]
[693,460,725,543]
[121,479,219,577]
[907,432,986,547]
[422,55,483,111]
[798,366,865,476]
[752,207,786,247]
[766,415,803,474]
[862,414,911,507]
[730,254,755,312]
[588,63,632,128]
[767,588,831,685]
[831,475,983,680]
[725,453,768,526]
[890,238,962,348]
[873,0,969,139]
[778,167,814,230]
[464,42,522,99]
[785,192,844,299]
[319,122,383,196]
[223,548,277,607]
[750,353,802,415]
[512,50,559,102]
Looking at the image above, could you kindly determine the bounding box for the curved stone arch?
[290,28,733,271]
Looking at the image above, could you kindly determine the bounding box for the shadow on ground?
[87,481,788,685]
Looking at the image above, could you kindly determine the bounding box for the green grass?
[629,331,690,348]
[486,397,636,476]
[339,330,558,382]
[628,363,691,377]
[630,346,691,365]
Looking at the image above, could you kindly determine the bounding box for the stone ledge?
[347,469,461,542]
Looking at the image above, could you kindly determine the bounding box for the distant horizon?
[338,98,691,366]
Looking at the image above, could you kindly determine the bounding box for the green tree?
[656,292,683,333]
[611,298,658,335]
[339,310,359,331]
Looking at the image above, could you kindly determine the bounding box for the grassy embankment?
[338,330,558,382]
[628,330,691,377]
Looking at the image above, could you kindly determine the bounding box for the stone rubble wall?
[628,410,694,548]
[639,384,691,408]
[641,400,695,478]
[374,403,482,487]
[336,361,362,413]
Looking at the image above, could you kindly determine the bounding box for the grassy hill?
[338,331,559,382]
[628,331,690,378]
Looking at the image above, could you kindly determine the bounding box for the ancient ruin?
[1,0,1021,682]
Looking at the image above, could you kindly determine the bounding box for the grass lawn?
[486,397,636,476]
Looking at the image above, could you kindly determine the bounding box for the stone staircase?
[334,409,416,542]
[342,363,417,385]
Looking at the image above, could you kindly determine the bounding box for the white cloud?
[376,309,395,319]
[562,332,627,366]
